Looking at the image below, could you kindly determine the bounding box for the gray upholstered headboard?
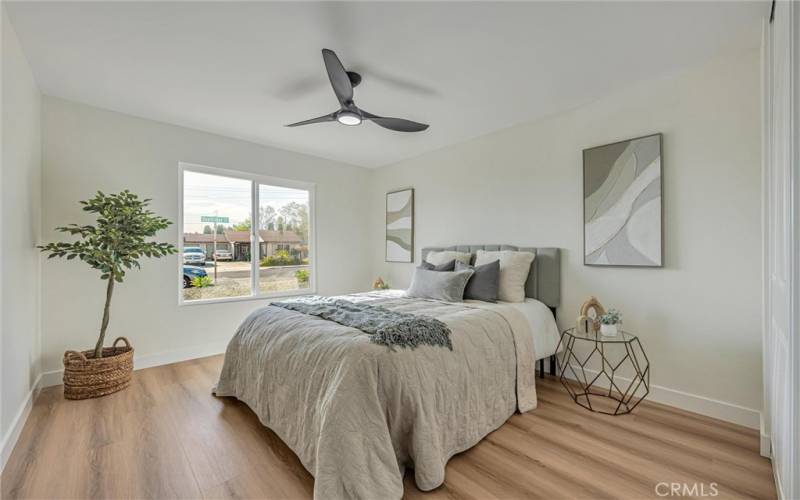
[421,245,561,309]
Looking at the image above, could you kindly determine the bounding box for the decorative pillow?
[420,259,456,272]
[455,260,500,302]
[425,250,471,266]
[406,268,474,302]
[474,250,535,302]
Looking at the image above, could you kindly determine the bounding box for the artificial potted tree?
[40,190,176,399]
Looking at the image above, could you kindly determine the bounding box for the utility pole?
[213,211,218,282]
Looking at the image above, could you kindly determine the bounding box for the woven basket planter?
[62,337,134,400]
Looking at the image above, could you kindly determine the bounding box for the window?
[180,163,314,304]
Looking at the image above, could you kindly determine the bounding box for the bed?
[214,245,560,499]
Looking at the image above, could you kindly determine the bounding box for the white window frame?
[178,162,316,306]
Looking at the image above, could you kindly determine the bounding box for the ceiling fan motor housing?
[347,71,362,87]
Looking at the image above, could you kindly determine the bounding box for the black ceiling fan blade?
[285,113,336,127]
[322,48,353,105]
[361,111,429,132]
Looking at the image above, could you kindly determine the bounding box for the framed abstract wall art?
[583,133,663,267]
[386,188,414,263]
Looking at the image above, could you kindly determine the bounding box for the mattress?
[466,297,560,360]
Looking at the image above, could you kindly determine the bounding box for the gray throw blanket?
[271,296,452,350]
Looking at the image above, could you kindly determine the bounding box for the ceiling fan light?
[337,111,362,126]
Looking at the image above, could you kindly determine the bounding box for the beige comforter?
[214,291,538,499]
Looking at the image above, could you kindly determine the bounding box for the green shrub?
[295,269,310,284]
[261,249,303,267]
[191,275,213,288]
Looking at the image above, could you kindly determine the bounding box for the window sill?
[178,288,316,307]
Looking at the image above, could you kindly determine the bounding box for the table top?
[562,327,638,343]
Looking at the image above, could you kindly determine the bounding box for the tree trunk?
[94,275,115,358]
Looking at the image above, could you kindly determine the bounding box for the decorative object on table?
[556,328,650,415]
[373,277,391,290]
[385,188,414,263]
[583,133,663,267]
[599,309,622,337]
[576,296,606,334]
[39,190,177,399]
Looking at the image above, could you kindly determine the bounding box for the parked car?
[183,246,206,265]
[183,265,208,288]
[214,249,233,261]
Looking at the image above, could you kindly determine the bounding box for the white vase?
[600,324,618,337]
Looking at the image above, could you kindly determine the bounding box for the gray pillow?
[456,260,500,303]
[419,259,456,271]
[406,268,474,302]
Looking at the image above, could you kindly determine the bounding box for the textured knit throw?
[271,297,453,350]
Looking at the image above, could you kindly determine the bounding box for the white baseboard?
[40,340,228,388]
[1,373,42,473]
[759,411,771,457]
[760,432,771,458]
[562,364,761,429]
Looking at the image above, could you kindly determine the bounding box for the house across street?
[183,229,307,261]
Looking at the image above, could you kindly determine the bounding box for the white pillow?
[425,250,471,266]
[474,250,535,302]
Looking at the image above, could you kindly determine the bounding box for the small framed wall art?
[385,188,414,263]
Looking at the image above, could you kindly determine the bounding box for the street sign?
[201,216,229,223]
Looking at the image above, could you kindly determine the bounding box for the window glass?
[258,184,311,294]
[182,171,252,301]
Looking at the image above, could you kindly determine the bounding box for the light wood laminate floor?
[1,355,776,499]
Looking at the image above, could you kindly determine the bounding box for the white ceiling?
[6,1,764,168]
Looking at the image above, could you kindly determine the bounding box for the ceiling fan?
[286,49,429,132]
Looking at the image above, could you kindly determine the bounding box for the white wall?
[369,50,763,426]
[1,6,42,465]
[40,97,372,376]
